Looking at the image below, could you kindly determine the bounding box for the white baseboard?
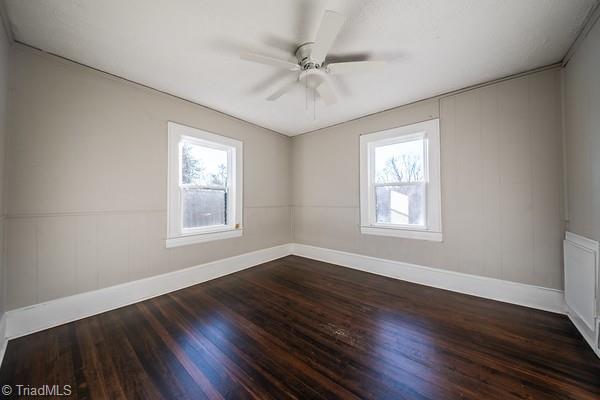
[291,243,566,314]
[1,241,570,369]
[5,244,292,340]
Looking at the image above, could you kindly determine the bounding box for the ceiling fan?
[240,10,386,106]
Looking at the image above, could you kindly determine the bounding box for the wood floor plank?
[1,255,599,399]
[235,267,540,399]
[93,311,164,399]
[170,289,328,399]
[203,280,463,399]
[73,317,128,400]
[148,297,267,400]
[155,292,355,400]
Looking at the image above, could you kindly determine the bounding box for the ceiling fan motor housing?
[295,42,320,70]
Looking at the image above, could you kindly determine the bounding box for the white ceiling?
[4,0,596,136]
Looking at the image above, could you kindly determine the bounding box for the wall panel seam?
[5,205,292,219]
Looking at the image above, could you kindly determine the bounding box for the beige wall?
[292,68,565,289]
[5,45,292,309]
[0,23,9,317]
[4,42,571,310]
[564,18,600,243]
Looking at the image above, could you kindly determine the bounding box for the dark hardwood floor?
[1,255,599,399]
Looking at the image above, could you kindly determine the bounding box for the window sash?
[177,136,234,235]
[178,139,232,187]
[373,181,425,187]
[180,134,232,153]
[372,133,428,186]
[359,119,442,241]
[179,150,234,234]
[180,183,228,190]
[180,186,229,234]
[368,136,429,228]
[372,131,425,148]
[167,122,243,246]
[370,181,428,229]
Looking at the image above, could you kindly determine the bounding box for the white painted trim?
[0,313,7,367]
[291,243,565,314]
[564,231,600,358]
[565,231,600,254]
[564,235,597,330]
[165,228,242,248]
[360,226,442,242]
[359,119,442,240]
[0,242,577,369]
[167,121,243,246]
[5,244,292,340]
[566,304,600,358]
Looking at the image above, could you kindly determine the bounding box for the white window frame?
[166,122,243,248]
[359,119,442,242]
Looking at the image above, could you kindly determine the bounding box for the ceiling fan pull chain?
[314,86,317,120]
[305,73,308,110]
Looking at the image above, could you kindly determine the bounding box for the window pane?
[375,138,424,183]
[375,184,425,226]
[182,188,227,228]
[181,141,228,186]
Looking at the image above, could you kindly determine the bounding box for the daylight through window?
[360,119,442,241]
[167,122,243,247]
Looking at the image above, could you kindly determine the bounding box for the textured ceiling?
[4,0,596,136]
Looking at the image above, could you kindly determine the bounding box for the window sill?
[360,226,442,242]
[165,229,243,248]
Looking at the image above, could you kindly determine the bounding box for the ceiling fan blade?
[267,79,298,101]
[241,53,300,71]
[327,61,386,75]
[311,10,346,64]
[315,79,337,106]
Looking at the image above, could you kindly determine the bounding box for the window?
[360,119,442,241]
[167,122,243,248]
